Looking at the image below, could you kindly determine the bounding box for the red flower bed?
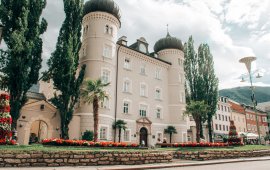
[42,138,139,148]
[0,139,16,145]
[158,142,231,148]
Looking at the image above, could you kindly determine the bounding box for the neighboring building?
[258,102,270,135]
[69,0,187,146]
[212,96,231,139]
[228,100,247,133]
[245,105,268,137]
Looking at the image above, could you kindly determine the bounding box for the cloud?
[40,0,270,89]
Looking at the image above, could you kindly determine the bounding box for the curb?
[98,157,270,170]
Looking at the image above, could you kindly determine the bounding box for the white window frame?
[140,64,146,75]
[123,78,132,93]
[123,100,131,114]
[156,131,163,142]
[139,104,148,117]
[101,96,110,109]
[123,129,131,142]
[155,88,162,100]
[124,57,131,70]
[155,68,161,80]
[101,68,111,84]
[103,44,112,58]
[99,125,109,140]
[140,83,148,97]
[156,107,162,119]
[179,92,185,103]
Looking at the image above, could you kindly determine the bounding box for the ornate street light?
[239,56,262,144]
[0,24,3,44]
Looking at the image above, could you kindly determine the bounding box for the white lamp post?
[239,56,261,144]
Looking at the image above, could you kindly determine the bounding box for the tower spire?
[166,24,170,37]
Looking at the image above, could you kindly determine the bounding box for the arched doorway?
[139,127,148,146]
[29,120,48,144]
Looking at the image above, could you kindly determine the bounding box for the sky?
[40,0,270,90]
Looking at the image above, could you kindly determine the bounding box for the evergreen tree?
[184,36,218,142]
[197,44,218,142]
[45,0,86,139]
[184,100,208,142]
[0,0,47,129]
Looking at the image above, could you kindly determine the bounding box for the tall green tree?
[197,44,218,142]
[45,0,86,139]
[164,126,177,143]
[112,119,127,142]
[184,100,208,142]
[184,36,218,142]
[81,79,109,142]
[0,0,47,129]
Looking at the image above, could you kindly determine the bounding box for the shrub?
[82,130,93,141]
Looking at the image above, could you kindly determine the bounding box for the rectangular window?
[218,104,220,110]
[226,125,229,131]
[140,84,147,97]
[155,89,161,100]
[219,124,222,130]
[123,102,129,114]
[155,69,161,79]
[99,127,107,140]
[225,116,228,121]
[215,115,217,120]
[225,106,227,112]
[124,58,130,69]
[215,124,218,130]
[222,115,224,121]
[156,108,161,119]
[139,105,147,117]
[221,105,223,111]
[101,70,110,84]
[140,65,146,75]
[124,130,131,142]
[218,114,221,120]
[101,98,109,109]
[223,125,225,131]
[103,45,112,58]
[123,80,130,92]
[157,132,162,142]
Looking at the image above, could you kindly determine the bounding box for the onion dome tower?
[70,0,121,140]
[154,32,187,142]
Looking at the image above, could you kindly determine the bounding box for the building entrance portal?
[139,127,148,146]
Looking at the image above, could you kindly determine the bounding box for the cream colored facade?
[70,5,187,146]
[229,100,247,133]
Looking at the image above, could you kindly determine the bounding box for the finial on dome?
[166,24,171,37]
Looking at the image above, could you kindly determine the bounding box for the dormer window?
[139,43,147,53]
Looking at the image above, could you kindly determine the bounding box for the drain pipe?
[114,44,121,142]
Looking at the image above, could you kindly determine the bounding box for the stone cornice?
[157,49,184,57]
[83,11,120,29]
[118,45,171,69]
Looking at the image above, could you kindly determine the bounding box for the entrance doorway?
[139,127,148,146]
[29,120,48,144]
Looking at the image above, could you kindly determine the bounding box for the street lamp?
[239,56,262,144]
[0,24,3,44]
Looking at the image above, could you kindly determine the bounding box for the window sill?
[102,55,112,59]
[140,73,147,76]
[140,95,148,98]
[123,91,132,95]
[155,98,162,101]
[155,77,162,81]
[123,67,132,71]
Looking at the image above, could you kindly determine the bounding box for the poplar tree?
[0,0,47,129]
[184,36,218,142]
[197,44,218,142]
[45,0,86,139]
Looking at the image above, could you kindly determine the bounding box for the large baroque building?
[68,0,188,146]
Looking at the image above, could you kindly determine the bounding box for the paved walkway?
[3,156,270,170]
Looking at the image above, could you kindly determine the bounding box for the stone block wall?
[0,151,172,167]
[174,150,270,161]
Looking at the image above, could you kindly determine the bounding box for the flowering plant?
[0,139,16,145]
[42,138,138,148]
[158,142,229,148]
[0,93,13,142]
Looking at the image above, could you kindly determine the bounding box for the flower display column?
[228,120,242,146]
[0,93,13,142]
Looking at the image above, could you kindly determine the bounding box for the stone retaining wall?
[0,151,172,167]
[174,150,270,161]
